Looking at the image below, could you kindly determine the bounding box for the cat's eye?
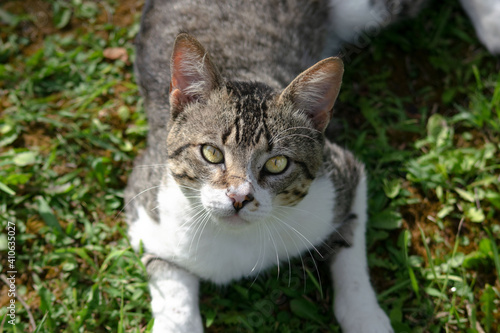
[202,144,224,164]
[264,156,288,174]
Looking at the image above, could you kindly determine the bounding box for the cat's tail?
[324,0,427,57]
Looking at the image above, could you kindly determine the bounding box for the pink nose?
[226,192,254,212]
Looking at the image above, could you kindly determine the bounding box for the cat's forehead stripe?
[167,142,196,159]
[226,81,273,147]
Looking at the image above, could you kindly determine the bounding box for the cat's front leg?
[143,254,203,333]
[330,178,393,333]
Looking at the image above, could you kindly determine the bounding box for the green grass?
[0,0,499,332]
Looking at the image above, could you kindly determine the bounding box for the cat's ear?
[169,33,222,115]
[279,57,344,132]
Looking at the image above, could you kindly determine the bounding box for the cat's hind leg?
[330,176,393,333]
[143,254,203,333]
[324,0,427,56]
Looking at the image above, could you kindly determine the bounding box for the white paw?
[152,318,203,333]
[336,303,393,333]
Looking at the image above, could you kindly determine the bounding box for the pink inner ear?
[281,58,343,132]
[310,101,333,131]
[169,33,223,118]
[171,48,197,96]
[170,86,190,107]
[169,35,220,107]
[169,69,188,108]
[169,61,195,107]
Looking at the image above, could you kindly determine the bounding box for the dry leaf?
[103,47,129,64]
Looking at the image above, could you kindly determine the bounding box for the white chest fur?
[128,175,336,284]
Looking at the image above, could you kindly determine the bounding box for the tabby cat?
[125,0,400,332]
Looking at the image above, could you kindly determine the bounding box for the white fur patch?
[330,177,393,333]
[149,262,203,333]
[129,174,336,284]
[128,172,394,332]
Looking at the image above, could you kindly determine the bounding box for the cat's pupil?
[202,144,224,164]
[264,155,288,174]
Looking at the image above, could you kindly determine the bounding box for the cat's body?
[125,0,500,332]
[125,0,397,332]
[126,0,500,227]
[123,0,469,332]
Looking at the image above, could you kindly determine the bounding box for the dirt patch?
[113,0,143,27]
[1,0,144,58]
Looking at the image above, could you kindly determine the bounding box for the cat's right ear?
[279,57,344,132]
[169,33,222,117]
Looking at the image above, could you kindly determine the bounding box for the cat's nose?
[226,192,254,212]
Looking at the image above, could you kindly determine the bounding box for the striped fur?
[124,1,397,332]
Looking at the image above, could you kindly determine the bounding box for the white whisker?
[132,164,168,169]
[272,210,324,259]
[263,221,280,279]
[176,184,202,192]
[269,126,320,145]
[116,185,166,219]
[272,133,319,145]
[269,219,292,284]
[189,210,212,258]
[270,214,305,287]
[174,203,206,246]
[275,205,327,222]
[250,222,265,287]
[271,211,324,292]
[194,211,213,259]
[276,205,352,249]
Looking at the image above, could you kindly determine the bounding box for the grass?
[0,0,499,332]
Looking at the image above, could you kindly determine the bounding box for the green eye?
[202,145,224,164]
[264,156,288,174]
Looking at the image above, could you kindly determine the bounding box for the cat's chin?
[217,214,250,227]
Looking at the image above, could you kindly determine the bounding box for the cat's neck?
[227,68,288,90]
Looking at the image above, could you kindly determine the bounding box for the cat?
[124,0,407,332]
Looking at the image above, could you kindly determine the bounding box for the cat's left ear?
[169,33,222,116]
[279,57,344,132]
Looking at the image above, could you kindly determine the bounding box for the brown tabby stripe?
[292,189,308,199]
[168,143,196,159]
[294,161,315,180]
[276,187,309,206]
[221,126,233,145]
[225,81,273,147]
[171,171,198,182]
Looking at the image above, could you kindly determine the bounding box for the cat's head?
[166,33,343,228]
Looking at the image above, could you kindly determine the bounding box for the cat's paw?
[152,318,203,333]
[336,304,393,333]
